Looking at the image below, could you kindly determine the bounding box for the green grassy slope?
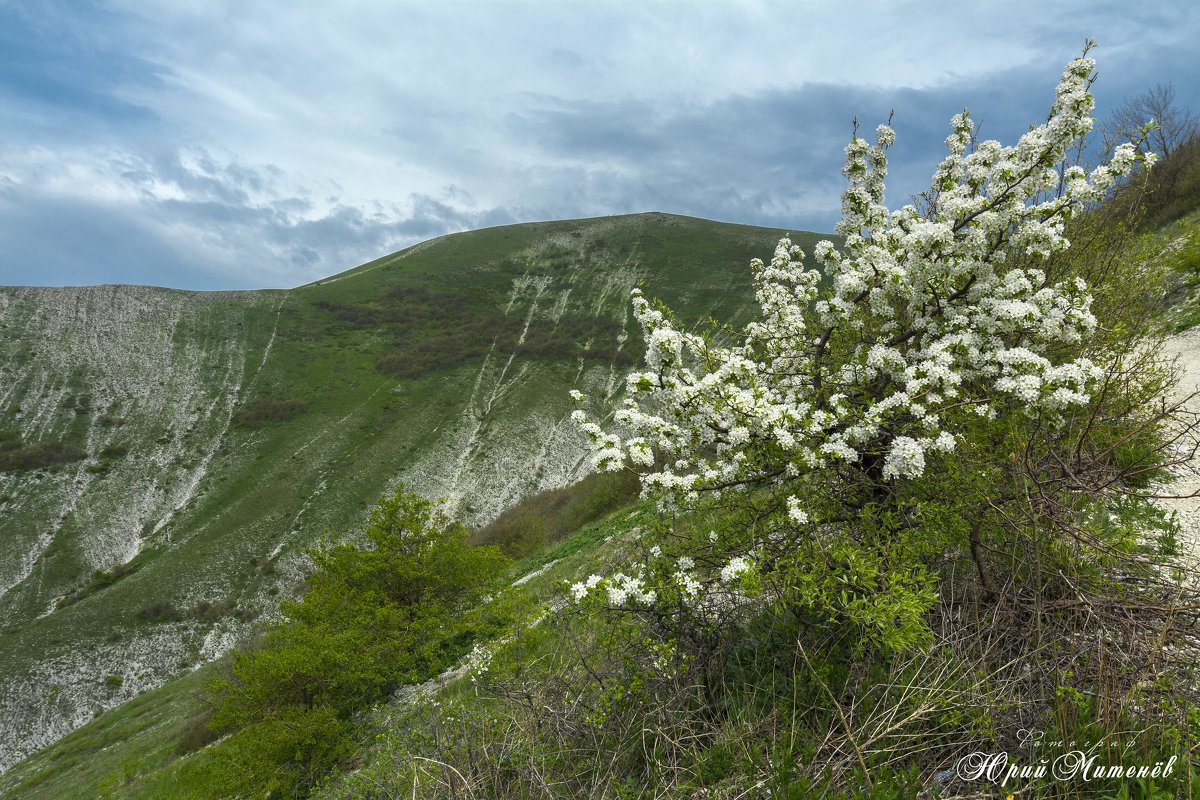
[0,212,828,773]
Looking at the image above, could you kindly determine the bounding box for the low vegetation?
[0,429,85,471]
[316,283,639,380]
[56,563,137,609]
[136,601,183,623]
[471,468,640,557]
[231,396,310,427]
[187,599,237,623]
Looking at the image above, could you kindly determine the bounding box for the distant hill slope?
[0,212,831,771]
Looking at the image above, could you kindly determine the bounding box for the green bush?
[203,486,508,798]
[202,705,356,799]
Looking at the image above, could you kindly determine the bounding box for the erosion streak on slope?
[144,299,287,546]
[3,531,52,615]
[291,383,389,459]
[407,258,645,525]
[592,239,642,318]
[443,277,552,509]
[522,412,592,493]
[270,477,331,560]
[549,286,572,323]
[244,298,284,395]
[148,351,243,542]
[0,618,207,773]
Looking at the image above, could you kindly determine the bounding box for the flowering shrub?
[570,49,1164,649]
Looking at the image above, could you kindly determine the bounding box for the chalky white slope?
[0,284,282,770]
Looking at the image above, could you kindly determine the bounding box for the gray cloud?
[0,146,511,288]
[493,59,1084,233]
[2,1,1198,289]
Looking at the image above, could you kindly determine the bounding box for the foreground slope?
[0,212,825,771]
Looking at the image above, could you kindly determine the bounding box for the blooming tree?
[569,49,1162,647]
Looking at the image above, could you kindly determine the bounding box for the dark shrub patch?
[55,589,89,609]
[62,394,92,413]
[0,440,85,472]
[58,562,137,608]
[233,397,310,428]
[137,601,182,622]
[372,306,639,378]
[99,444,128,458]
[86,562,134,592]
[472,469,641,558]
[175,710,220,755]
[190,599,237,623]
[251,556,276,574]
[315,283,641,380]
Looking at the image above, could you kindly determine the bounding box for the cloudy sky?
[1,0,1197,290]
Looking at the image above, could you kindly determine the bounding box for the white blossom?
[720,556,754,584]
[570,573,603,602]
[787,496,809,525]
[602,572,657,606]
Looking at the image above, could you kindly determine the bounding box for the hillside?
[0,212,829,772]
[5,205,1200,799]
